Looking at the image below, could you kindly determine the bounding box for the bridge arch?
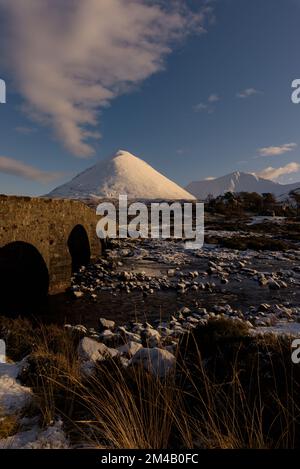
[0,241,49,312]
[0,196,103,294]
[67,224,91,272]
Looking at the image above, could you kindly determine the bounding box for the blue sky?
[0,0,300,196]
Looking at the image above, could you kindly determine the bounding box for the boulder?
[130,348,175,378]
[167,269,176,277]
[141,328,161,348]
[78,337,118,371]
[73,291,84,298]
[117,341,143,358]
[99,318,116,331]
[268,280,281,290]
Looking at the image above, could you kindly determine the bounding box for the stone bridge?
[0,195,103,310]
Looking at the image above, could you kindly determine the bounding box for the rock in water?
[99,318,116,331]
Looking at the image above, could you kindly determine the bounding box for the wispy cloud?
[204,176,216,180]
[256,162,300,181]
[236,88,260,99]
[258,142,297,157]
[193,103,209,112]
[15,126,37,135]
[1,0,211,157]
[0,156,63,183]
[194,92,220,113]
[208,93,220,103]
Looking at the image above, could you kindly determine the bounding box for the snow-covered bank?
[0,360,69,449]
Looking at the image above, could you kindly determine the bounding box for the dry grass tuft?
[0,414,19,439]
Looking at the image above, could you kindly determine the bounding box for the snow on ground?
[253,321,300,337]
[0,420,69,449]
[248,216,286,226]
[0,360,32,415]
[205,229,273,238]
[0,360,69,449]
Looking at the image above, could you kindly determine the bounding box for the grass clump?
[0,414,19,439]
[177,318,300,448]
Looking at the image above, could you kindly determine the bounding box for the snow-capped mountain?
[186,171,300,200]
[48,150,195,200]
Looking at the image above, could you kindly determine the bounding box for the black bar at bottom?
[0,449,298,468]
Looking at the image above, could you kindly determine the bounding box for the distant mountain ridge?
[186,171,300,200]
[48,150,195,200]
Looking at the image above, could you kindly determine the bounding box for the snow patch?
[0,360,32,416]
[0,420,69,449]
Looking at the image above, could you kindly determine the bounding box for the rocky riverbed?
[36,230,300,328]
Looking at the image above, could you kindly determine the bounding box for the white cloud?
[0,156,63,183]
[1,0,210,157]
[258,142,297,157]
[236,88,260,99]
[194,92,220,113]
[193,103,208,112]
[256,162,300,181]
[204,176,216,180]
[208,93,220,103]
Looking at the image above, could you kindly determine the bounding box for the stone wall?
[0,195,102,293]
